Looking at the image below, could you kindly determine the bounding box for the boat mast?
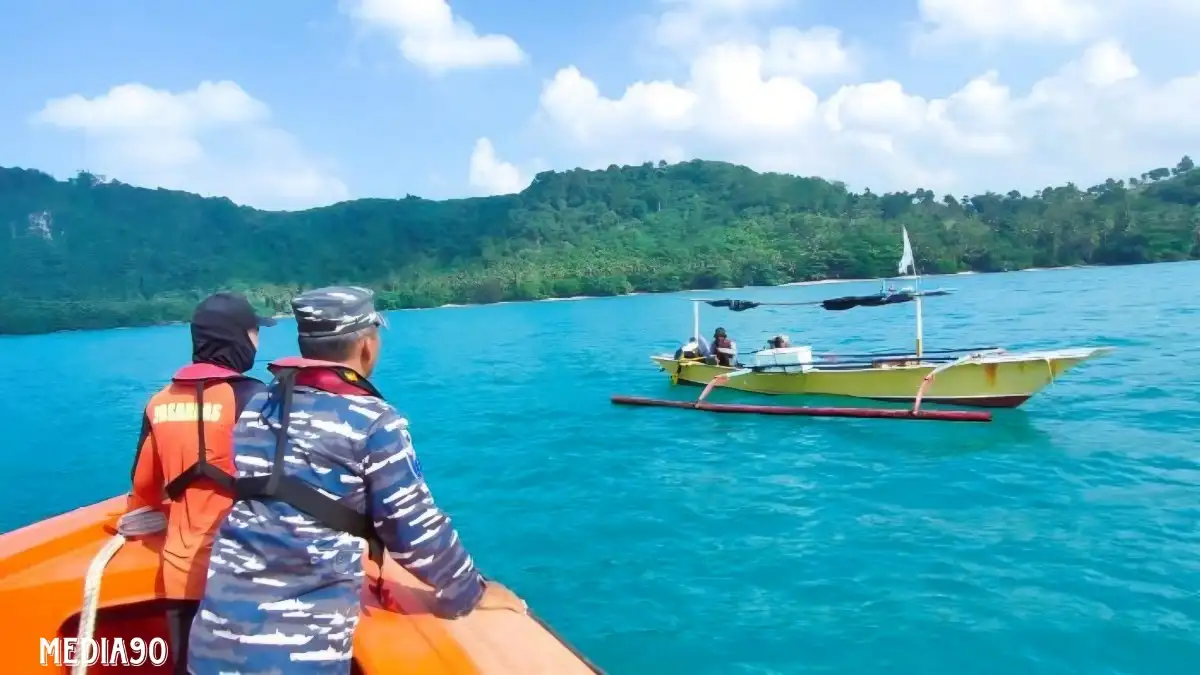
[915,294,924,358]
[692,300,700,344]
[899,226,923,358]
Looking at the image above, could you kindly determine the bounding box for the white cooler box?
[749,346,814,372]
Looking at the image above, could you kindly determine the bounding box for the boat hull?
[651,348,1111,408]
[0,496,598,674]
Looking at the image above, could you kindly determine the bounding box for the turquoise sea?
[2,262,1199,674]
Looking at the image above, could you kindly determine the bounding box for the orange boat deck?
[0,496,599,674]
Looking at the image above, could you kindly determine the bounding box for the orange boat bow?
[0,496,599,674]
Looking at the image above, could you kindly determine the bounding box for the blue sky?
[3,0,1200,210]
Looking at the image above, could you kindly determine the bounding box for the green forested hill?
[2,156,1199,334]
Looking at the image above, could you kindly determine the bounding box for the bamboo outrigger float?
[612,227,1113,422]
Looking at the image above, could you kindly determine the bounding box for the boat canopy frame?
[686,225,944,356]
[689,286,954,360]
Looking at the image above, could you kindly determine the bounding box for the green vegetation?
[2,157,1199,334]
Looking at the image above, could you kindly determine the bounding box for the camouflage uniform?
[187,287,485,675]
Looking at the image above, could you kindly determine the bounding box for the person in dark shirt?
[712,327,737,366]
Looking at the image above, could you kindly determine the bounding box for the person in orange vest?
[125,292,276,675]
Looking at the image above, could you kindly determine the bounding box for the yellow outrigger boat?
[617,228,1112,421]
[651,345,1111,409]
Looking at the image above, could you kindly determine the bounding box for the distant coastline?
[412,264,1089,314]
[0,262,1142,337]
[421,275,868,312]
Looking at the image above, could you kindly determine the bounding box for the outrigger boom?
[609,395,992,422]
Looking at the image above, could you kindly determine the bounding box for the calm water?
[3,263,1200,674]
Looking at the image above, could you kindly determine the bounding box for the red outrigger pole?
[611,359,993,423]
[610,395,991,422]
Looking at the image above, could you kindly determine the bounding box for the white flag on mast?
[898,226,915,275]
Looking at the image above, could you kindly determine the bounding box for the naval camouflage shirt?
[187,382,486,674]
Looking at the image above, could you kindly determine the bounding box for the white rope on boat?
[72,505,167,675]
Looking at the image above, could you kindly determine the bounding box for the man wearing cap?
[125,292,276,675]
[188,286,526,675]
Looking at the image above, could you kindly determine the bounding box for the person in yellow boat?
[188,286,526,675]
[125,292,275,675]
[674,334,710,360]
[712,326,737,366]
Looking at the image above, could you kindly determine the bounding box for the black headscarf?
[192,319,257,373]
[190,292,274,373]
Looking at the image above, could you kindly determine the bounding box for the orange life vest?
[128,363,261,599]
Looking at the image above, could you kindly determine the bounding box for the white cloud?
[537,27,855,148]
[913,0,1200,47]
[763,27,857,80]
[653,0,784,50]
[534,27,1200,198]
[30,81,348,210]
[1077,39,1139,86]
[342,0,525,74]
[467,137,529,195]
[31,81,271,135]
[915,0,1105,45]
